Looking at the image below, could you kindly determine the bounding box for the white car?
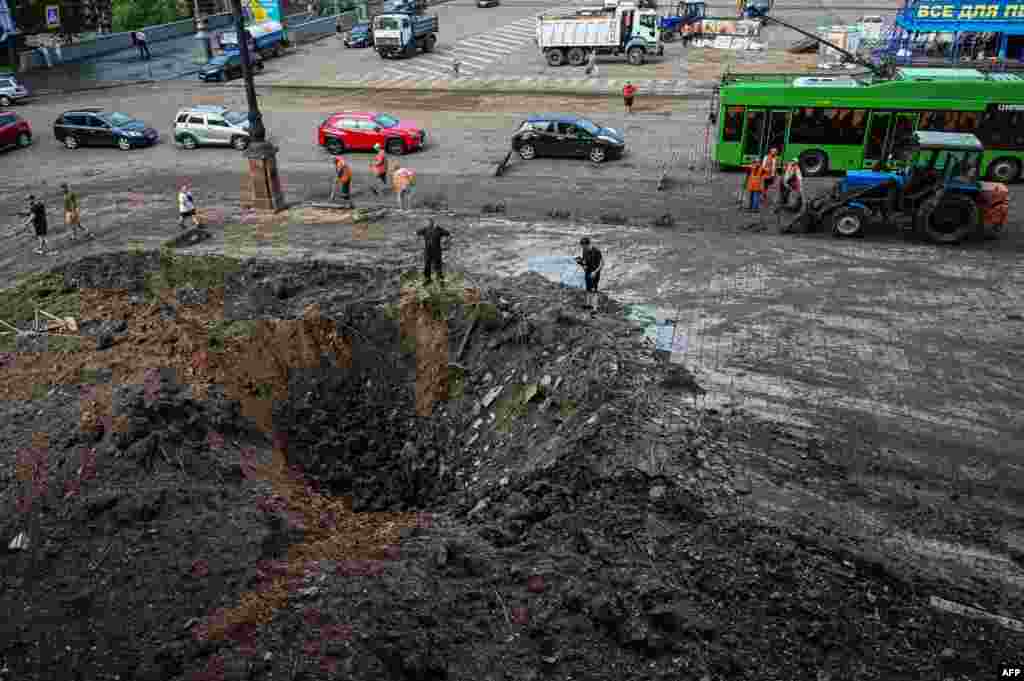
[173,105,251,150]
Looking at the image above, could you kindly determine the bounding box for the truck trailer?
[373,12,439,58]
[537,0,663,66]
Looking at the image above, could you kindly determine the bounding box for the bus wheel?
[798,149,828,177]
[988,157,1021,184]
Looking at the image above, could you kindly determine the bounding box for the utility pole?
[194,0,212,61]
[229,0,285,210]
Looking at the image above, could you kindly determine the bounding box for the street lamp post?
[194,0,213,62]
[229,0,285,211]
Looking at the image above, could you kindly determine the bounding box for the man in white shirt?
[178,184,201,230]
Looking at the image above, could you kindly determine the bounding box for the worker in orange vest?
[331,155,352,202]
[760,147,780,189]
[622,81,637,114]
[369,143,388,195]
[745,161,764,211]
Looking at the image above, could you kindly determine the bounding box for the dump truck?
[373,0,439,58]
[780,131,1009,244]
[659,1,705,41]
[537,0,663,66]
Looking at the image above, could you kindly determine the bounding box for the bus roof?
[913,131,983,151]
[895,68,990,81]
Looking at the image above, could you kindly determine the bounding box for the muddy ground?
[1,244,1023,681]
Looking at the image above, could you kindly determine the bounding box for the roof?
[67,106,104,112]
[896,68,988,81]
[180,104,229,114]
[526,114,588,123]
[912,131,984,151]
[327,111,377,118]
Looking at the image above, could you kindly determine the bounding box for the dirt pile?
[1,251,1022,681]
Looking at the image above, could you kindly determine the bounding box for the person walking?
[369,143,388,195]
[130,30,139,56]
[584,50,598,77]
[136,31,151,60]
[177,184,202,229]
[622,81,637,114]
[780,158,803,210]
[576,237,603,310]
[744,161,764,211]
[331,155,353,202]
[62,183,93,240]
[23,195,49,255]
[760,147,779,189]
[416,218,450,285]
[393,166,416,210]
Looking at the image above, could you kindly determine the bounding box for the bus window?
[766,110,789,152]
[743,110,765,156]
[955,111,978,132]
[722,106,744,142]
[865,112,891,161]
[978,106,1024,148]
[892,113,917,149]
[789,107,865,145]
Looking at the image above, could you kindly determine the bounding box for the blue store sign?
[898,0,1024,32]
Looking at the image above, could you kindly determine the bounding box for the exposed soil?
[1,251,1022,681]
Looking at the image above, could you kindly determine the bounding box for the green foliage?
[112,0,185,33]
[144,250,241,300]
[495,383,540,432]
[399,271,467,321]
[254,382,273,399]
[447,365,465,400]
[0,272,80,352]
[208,319,258,352]
[559,399,578,419]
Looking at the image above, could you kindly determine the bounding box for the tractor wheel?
[798,149,828,177]
[987,157,1021,184]
[831,205,867,238]
[921,193,979,244]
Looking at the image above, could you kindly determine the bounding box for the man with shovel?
[576,237,603,310]
[416,218,450,285]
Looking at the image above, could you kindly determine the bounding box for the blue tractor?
[781,131,1009,244]
[659,1,704,42]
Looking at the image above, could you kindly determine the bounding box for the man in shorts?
[62,183,93,240]
[24,195,49,254]
[178,184,202,230]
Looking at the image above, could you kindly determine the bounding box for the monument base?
[241,141,286,211]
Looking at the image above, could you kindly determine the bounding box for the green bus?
[714,68,1024,183]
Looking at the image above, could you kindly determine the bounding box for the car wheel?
[0,95,11,107]
[386,138,406,155]
[831,206,867,238]
[567,47,587,66]
[231,135,250,150]
[589,146,607,163]
[181,134,198,150]
[798,149,828,177]
[63,134,80,150]
[325,137,344,154]
[517,143,536,160]
[627,47,645,65]
[987,157,1020,183]
[117,137,132,151]
[256,61,265,71]
[16,132,31,148]
[423,34,436,52]
[545,48,565,66]
[274,44,283,57]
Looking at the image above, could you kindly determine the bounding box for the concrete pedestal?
[241,141,285,211]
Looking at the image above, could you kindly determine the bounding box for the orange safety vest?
[335,157,351,183]
[745,164,764,193]
[371,150,387,175]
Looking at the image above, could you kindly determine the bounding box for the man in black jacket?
[416,219,450,284]
[23,195,49,255]
[576,237,603,310]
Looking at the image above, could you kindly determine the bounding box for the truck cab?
[373,10,438,57]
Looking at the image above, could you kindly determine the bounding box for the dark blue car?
[199,52,264,82]
[344,23,373,48]
[511,114,625,164]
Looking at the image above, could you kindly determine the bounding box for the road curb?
[237,79,716,100]
[29,78,157,97]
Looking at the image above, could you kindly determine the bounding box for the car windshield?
[576,118,601,135]
[352,24,368,33]
[225,111,248,124]
[375,114,399,128]
[209,56,230,65]
[376,17,399,30]
[105,113,137,127]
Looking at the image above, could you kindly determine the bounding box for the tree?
[111,0,183,32]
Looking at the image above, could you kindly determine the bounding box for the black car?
[512,114,625,163]
[344,22,373,47]
[53,107,159,151]
[199,52,265,82]
[477,0,499,6]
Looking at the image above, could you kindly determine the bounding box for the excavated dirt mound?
[0,252,1022,681]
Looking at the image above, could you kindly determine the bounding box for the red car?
[317,111,426,156]
[0,111,31,151]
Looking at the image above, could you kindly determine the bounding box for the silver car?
[0,75,30,107]
[173,105,251,150]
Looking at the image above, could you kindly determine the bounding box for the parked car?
[174,105,251,150]
[0,111,32,150]
[344,22,374,47]
[198,52,265,82]
[317,111,426,155]
[477,0,499,7]
[53,107,159,150]
[511,114,625,163]
[0,75,30,107]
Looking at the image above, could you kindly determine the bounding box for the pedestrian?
[130,30,139,55]
[177,183,201,230]
[584,50,598,77]
[780,158,803,210]
[393,166,416,210]
[369,143,388,195]
[23,194,49,255]
[760,147,779,189]
[136,31,150,59]
[331,154,353,202]
[452,59,460,77]
[416,218,450,285]
[744,161,764,211]
[575,237,603,310]
[62,183,93,241]
[622,81,637,114]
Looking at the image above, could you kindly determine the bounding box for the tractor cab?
[785,131,1009,243]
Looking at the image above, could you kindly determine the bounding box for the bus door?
[765,110,790,157]
[888,112,918,167]
[741,109,766,162]
[863,111,891,169]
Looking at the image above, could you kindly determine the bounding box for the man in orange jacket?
[369,143,388,195]
[331,155,353,202]
[745,161,764,211]
[623,81,637,114]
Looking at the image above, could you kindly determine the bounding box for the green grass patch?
[448,365,466,400]
[400,271,468,321]
[0,272,81,352]
[208,319,258,352]
[253,382,274,400]
[144,249,242,300]
[495,383,540,433]
[559,399,578,419]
